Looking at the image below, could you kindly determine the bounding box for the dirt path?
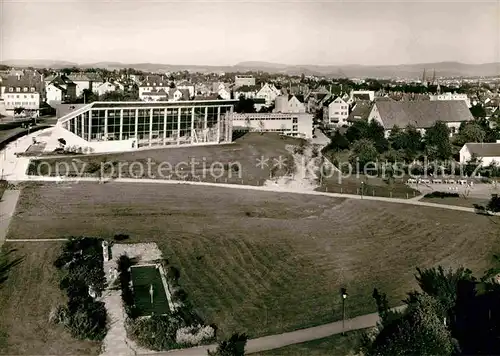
[0,190,20,247]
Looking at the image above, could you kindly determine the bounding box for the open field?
[6,182,500,342]
[0,242,101,355]
[131,265,170,316]
[251,329,367,356]
[27,133,302,185]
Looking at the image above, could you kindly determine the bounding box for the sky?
[0,0,499,66]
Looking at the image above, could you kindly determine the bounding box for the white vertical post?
[163,109,167,145]
[191,107,195,144]
[216,106,221,143]
[177,107,181,145]
[87,111,92,141]
[104,109,108,140]
[119,109,123,140]
[149,108,153,147]
[134,108,138,141]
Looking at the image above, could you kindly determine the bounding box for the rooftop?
[464,143,500,158]
[374,100,473,129]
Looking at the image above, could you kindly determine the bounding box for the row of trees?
[325,117,499,169]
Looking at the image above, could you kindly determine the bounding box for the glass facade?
[59,101,235,149]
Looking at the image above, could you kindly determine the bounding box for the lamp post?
[341,288,348,335]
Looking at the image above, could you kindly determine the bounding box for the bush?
[114,233,129,241]
[127,314,182,351]
[53,237,107,341]
[117,255,138,318]
[167,266,180,282]
[424,191,459,199]
[175,324,215,346]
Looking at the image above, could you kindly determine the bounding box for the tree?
[349,139,379,170]
[424,121,452,160]
[234,97,256,114]
[415,266,475,318]
[470,104,486,119]
[402,125,423,161]
[367,293,454,356]
[367,120,389,153]
[388,125,405,150]
[208,333,248,356]
[345,120,369,143]
[456,122,486,145]
[326,130,350,152]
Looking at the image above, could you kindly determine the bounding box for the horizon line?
[2,59,500,68]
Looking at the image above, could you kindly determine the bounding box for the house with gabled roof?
[460,142,500,166]
[368,100,474,137]
[65,72,104,97]
[256,83,281,106]
[274,94,306,114]
[322,96,349,127]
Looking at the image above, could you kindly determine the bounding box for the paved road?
[0,190,20,247]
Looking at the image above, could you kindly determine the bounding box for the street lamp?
[341,288,348,335]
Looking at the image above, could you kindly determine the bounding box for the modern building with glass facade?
[56,100,237,152]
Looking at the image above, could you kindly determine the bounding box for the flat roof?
[91,99,238,109]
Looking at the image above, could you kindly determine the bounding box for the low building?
[67,73,104,97]
[231,112,313,139]
[274,95,306,113]
[139,76,170,100]
[349,90,375,103]
[141,88,191,102]
[429,92,471,108]
[234,75,256,88]
[460,142,500,165]
[95,81,117,97]
[368,100,474,137]
[55,99,237,153]
[233,85,260,100]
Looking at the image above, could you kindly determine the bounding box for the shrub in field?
[53,237,107,341]
[114,233,129,241]
[167,266,180,282]
[127,314,182,351]
[117,254,138,318]
[424,191,459,199]
[176,324,215,346]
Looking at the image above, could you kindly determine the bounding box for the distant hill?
[2,59,499,78]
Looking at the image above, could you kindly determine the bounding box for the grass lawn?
[7,182,500,341]
[28,132,302,185]
[250,329,368,356]
[420,196,488,208]
[316,174,418,199]
[0,242,101,355]
[131,265,170,316]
